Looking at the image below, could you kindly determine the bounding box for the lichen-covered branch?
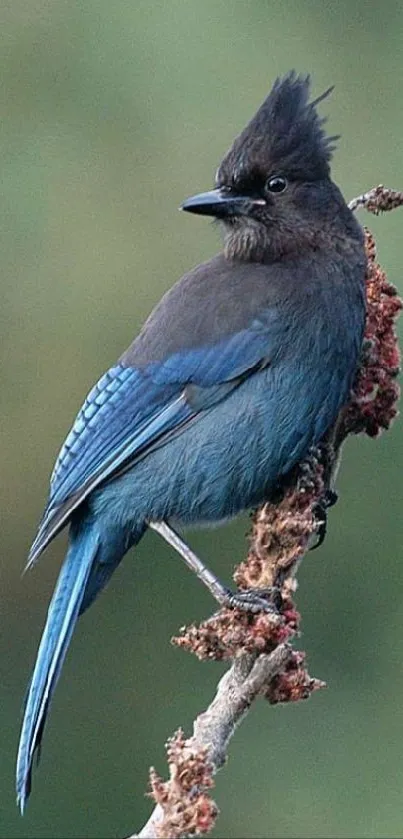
[348,184,403,214]
[129,186,402,839]
[130,645,294,839]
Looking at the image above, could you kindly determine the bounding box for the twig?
[128,186,402,839]
[129,645,292,839]
[348,184,403,214]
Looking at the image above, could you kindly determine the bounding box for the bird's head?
[182,72,351,262]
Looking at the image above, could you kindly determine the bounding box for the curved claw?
[324,489,338,508]
[311,489,339,550]
[222,586,283,614]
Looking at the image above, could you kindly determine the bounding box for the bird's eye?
[265,175,287,194]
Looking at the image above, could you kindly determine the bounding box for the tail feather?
[16,525,100,813]
[79,561,119,615]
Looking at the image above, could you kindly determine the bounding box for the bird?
[16,70,366,811]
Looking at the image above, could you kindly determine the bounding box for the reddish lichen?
[341,228,402,439]
[235,458,326,593]
[264,650,326,704]
[149,730,218,838]
[175,601,298,660]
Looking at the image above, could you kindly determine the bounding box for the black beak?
[181,187,265,218]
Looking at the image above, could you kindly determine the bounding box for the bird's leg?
[149,521,280,614]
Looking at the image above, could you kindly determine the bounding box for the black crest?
[217,71,337,186]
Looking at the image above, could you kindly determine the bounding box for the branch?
[348,184,403,214]
[130,645,293,839]
[129,186,402,839]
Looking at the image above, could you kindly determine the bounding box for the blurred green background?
[1,2,402,837]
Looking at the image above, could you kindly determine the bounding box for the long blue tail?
[16,524,100,813]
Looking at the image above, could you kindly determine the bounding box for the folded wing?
[27,324,273,568]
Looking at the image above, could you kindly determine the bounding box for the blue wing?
[27,323,273,567]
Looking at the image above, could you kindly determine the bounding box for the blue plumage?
[17,523,100,811]
[16,72,366,812]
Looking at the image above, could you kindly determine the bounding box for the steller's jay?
[16,71,366,810]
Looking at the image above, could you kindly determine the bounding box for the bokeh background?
[1,2,403,837]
